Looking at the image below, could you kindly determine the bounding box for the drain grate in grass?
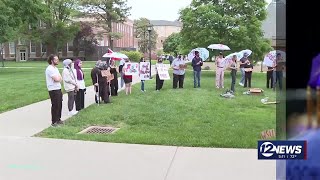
[78,126,119,134]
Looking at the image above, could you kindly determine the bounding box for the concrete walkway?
[0,65,276,180]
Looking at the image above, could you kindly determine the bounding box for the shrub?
[120,51,143,62]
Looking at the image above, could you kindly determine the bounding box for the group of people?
[45,55,86,126]
[45,51,285,126]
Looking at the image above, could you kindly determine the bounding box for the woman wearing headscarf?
[62,59,78,115]
[110,59,118,96]
[91,61,110,103]
[73,59,86,111]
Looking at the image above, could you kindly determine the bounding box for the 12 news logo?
[258,141,307,160]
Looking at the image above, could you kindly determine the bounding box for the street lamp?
[111,37,114,51]
[147,24,152,79]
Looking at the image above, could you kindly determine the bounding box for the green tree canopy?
[162,33,181,56]
[179,0,272,61]
[134,18,158,53]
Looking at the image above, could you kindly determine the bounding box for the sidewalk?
[0,65,156,137]
[0,136,276,180]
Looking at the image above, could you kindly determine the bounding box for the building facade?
[1,18,138,61]
[150,20,182,50]
[261,0,286,51]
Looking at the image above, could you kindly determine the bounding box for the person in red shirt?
[122,59,133,95]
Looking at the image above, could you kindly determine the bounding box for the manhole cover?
[78,126,119,134]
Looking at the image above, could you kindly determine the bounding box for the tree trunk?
[0,44,4,67]
[73,39,79,57]
[108,20,113,50]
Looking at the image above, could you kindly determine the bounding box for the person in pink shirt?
[215,52,225,88]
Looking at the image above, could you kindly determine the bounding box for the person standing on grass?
[168,55,174,66]
[45,54,63,127]
[140,57,146,92]
[243,59,253,88]
[172,55,186,89]
[119,58,126,88]
[122,59,133,95]
[110,60,118,96]
[266,65,274,89]
[155,58,165,91]
[273,53,285,91]
[239,53,249,86]
[73,59,86,111]
[191,51,203,88]
[215,52,225,89]
[62,59,78,116]
[228,55,238,92]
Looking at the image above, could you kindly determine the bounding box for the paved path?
[0,64,277,180]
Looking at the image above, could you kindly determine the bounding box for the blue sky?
[128,0,273,21]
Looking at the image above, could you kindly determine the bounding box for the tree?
[179,0,272,61]
[163,33,181,56]
[0,0,44,66]
[73,22,98,57]
[80,0,131,50]
[133,18,158,53]
[27,0,80,55]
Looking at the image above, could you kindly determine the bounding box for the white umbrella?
[220,52,242,67]
[208,44,231,51]
[238,49,252,59]
[263,50,286,66]
[187,48,210,61]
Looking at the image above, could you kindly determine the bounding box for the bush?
[120,51,143,62]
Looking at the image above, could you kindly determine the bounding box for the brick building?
[1,18,138,61]
[150,20,182,50]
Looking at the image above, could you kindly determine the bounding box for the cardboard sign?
[156,64,170,80]
[100,70,114,81]
[179,64,187,69]
[139,62,151,80]
[249,88,264,95]
[261,129,276,139]
[124,63,139,75]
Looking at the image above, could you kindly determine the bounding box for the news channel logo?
[258,140,307,160]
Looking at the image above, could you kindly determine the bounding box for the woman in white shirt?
[74,59,86,111]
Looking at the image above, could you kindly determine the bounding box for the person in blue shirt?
[191,51,203,88]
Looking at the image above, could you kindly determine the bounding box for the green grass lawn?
[37,71,276,148]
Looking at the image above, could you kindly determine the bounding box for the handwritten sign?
[124,63,139,76]
[139,62,151,80]
[261,129,276,139]
[156,64,170,80]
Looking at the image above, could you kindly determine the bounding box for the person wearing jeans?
[229,55,238,92]
[45,54,63,126]
[215,52,225,88]
[239,53,249,86]
[266,66,274,88]
[191,51,203,88]
[273,53,285,91]
[172,55,186,89]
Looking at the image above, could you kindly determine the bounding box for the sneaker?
[141,90,145,92]
[221,86,224,89]
[216,86,219,89]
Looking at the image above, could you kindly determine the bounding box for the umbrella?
[208,44,231,51]
[220,52,242,67]
[238,49,252,58]
[187,48,210,61]
[102,48,128,60]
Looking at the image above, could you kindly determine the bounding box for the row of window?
[8,41,76,54]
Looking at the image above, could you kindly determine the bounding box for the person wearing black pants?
[229,55,238,92]
[74,59,86,111]
[155,59,165,91]
[266,66,274,89]
[172,55,186,89]
[91,61,110,103]
[45,54,64,126]
[110,60,118,96]
[244,61,253,88]
[75,89,85,110]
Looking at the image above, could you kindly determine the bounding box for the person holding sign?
[172,55,186,89]
[191,51,203,88]
[110,60,118,96]
[155,58,165,91]
[243,59,253,88]
[140,57,146,92]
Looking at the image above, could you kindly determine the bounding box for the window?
[9,42,15,54]
[30,41,36,53]
[67,41,73,52]
[41,43,47,53]
[99,39,105,46]
[39,20,46,28]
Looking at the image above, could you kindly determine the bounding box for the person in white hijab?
[62,59,78,116]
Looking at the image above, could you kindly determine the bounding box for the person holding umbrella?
[215,52,225,89]
[191,51,203,88]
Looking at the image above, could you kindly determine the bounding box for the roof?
[150,20,182,27]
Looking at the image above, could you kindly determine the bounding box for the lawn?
[37,70,276,148]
